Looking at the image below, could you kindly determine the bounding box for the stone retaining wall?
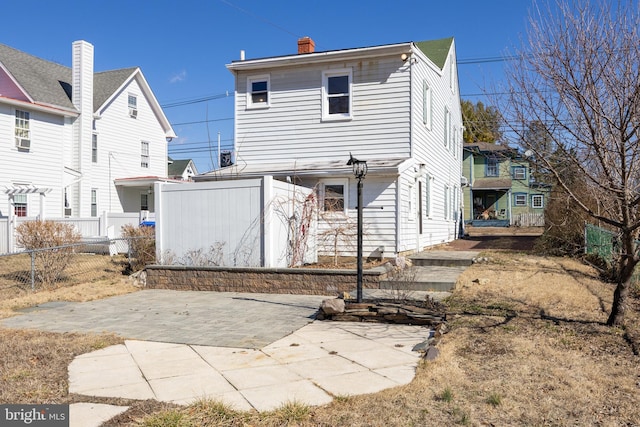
[145,265,391,295]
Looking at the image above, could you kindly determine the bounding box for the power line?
[171,117,234,126]
[161,91,231,108]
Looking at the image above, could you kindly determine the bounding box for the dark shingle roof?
[93,68,137,111]
[415,37,454,69]
[0,43,137,113]
[168,159,192,177]
[0,43,75,110]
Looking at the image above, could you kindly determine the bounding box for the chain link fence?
[0,237,153,292]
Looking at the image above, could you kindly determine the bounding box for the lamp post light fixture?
[347,153,368,303]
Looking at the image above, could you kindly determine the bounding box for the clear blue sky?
[1,0,534,173]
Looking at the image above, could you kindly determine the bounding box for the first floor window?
[141,141,149,168]
[532,194,544,208]
[14,194,27,217]
[141,193,149,211]
[444,185,451,220]
[321,180,347,212]
[514,193,527,206]
[91,189,97,217]
[424,175,432,218]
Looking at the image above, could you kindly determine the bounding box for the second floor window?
[141,141,149,168]
[423,80,432,129]
[512,166,526,180]
[128,95,138,118]
[247,75,269,108]
[92,134,98,163]
[323,69,352,120]
[486,158,498,176]
[15,110,31,150]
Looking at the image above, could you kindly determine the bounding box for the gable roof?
[168,159,195,177]
[0,42,176,138]
[414,37,453,69]
[0,43,75,111]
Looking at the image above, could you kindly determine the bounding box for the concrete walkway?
[1,290,435,426]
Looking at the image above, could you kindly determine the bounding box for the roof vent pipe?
[240,50,245,61]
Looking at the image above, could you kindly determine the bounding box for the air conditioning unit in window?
[129,108,138,118]
[15,137,31,150]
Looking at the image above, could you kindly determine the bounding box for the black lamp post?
[347,153,368,303]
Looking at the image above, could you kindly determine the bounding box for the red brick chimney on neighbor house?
[298,37,315,54]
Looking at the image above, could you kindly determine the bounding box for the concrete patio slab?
[69,403,129,427]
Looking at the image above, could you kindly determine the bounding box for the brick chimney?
[297,37,315,54]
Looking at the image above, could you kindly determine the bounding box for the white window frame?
[532,194,544,209]
[422,80,432,130]
[322,69,352,121]
[141,141,149,168]
[513,166,526,180]
[425,175,433,218]
[15,109,31,150]
[13,194,27,217]
[90,189,98,217]
[514,194,527,207]
[246,74,270,109]
[444,107,451,149]
[128,94,138,118]
[92,133,98,163]
[320,178,348,214]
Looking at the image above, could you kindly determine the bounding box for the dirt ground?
[444,226,544,252]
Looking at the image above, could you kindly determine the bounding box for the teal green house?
[462,142,550,227]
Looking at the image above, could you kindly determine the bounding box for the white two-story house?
[196,37,463,258]
[0,40,176,221]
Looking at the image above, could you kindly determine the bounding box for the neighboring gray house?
[193,36,464,259]
[0,40,176,220]
[168,157,198,181]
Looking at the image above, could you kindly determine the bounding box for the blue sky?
[1,0,534,173]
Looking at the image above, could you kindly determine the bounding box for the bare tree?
[499,0,640,325]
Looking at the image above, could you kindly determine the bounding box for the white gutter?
[0,96,79,117]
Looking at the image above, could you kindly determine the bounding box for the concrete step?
[409,250,479,267]
[379,265,468,292]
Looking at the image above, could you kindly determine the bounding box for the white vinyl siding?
[234,56,411,164]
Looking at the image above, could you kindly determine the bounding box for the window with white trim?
[422,80,432,129]
[15,110,30,150]
[512,166,526,180]
[444,107,451,149]
[532,194,544,208]
[425,175,433,218]
[322,69,352,120]
[247,75,269,108]
[128,95,138,118]
[320,179,348,212]
[14,194,27,217]
[486,157,498,176]
[514,193,527,206]
[141,141,149,168]
[91,189,97,217]
[92,133,98,163]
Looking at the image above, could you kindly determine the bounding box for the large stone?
[321,298,345,315]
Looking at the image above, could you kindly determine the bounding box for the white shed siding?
[0,106,65,217]
[234,56,412,164]
[90,77,168,214]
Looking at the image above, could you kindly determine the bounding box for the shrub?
[121,224,156,272]
[16,220,81,288]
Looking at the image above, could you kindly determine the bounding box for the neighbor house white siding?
[0,105,66,217]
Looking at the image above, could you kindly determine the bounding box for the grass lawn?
[0,249,638,426]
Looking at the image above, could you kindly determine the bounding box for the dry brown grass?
[128,251,640,426]
[1,249,639,426]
